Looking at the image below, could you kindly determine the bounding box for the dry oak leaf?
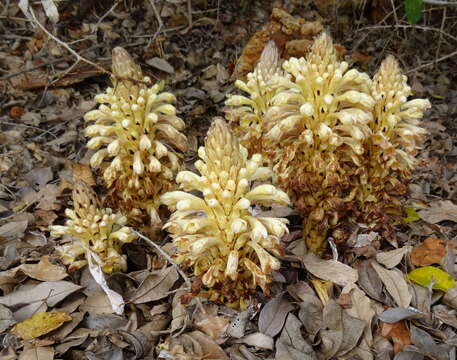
[11,311,72,340]
[411,237,447,266]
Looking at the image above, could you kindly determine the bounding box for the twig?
[390,0,399,27]
[28,6,110,76]
[423,0,457,5]
[408,48,457,73]
[0,120,57,138]
[134,230,192,290]
[0,44,105,81]
[435,6,447,60]
[0,15,30,22]
[356,24,457,43]
[135,230,206,315]
[96,0,120,26]
[147,0,164,47]
[181,0,193,34]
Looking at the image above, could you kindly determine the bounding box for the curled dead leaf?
[411,237,447,266]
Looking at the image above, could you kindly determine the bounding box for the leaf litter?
[1,0,457,359]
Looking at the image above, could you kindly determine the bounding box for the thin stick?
[0,120,57,138]
[0,44,105,81]
[435,6,447,60]
[96,0,120,26]
[147,0,164,47]
[28,6,110,76]
[134,231,192,289]
[356,24,457,43]
[135,230,207,316]
[181,0,193,34]
[390,0,399,27]
[408,48,457,73]
[423,0,457,5]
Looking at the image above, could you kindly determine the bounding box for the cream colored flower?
[84,47,187,224]
[356,56,431,229]
[51,181,137,274]
[161,119,290,309]
[226,33,431,255]
[225,41,286,153]
[260,33,375,253]
[370,55,430,173]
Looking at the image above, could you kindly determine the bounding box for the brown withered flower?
[161,119,290,309]
[51,181,137,274]
[356,56,430,229]
[84,47,187,225]
[262,33,375,253]
[227,33,431,255]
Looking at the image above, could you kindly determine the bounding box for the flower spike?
[51,180,137,274]
[162,118,290,309]
[84,47,188,224]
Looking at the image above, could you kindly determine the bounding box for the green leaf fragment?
[407,266,455,292]
[404,206,420,223]
[405,0,423,24]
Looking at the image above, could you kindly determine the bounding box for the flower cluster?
[84,47,188,225]
[51,181,137,273]
[161,119,290,309]
[225,41,284,153]
[356,56,430,229]
[226,33,430,253]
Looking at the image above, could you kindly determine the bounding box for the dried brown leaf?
[302,253,358,287]
[418,200,457,224]
[171,289,190,333]
[376,246,411,269]
[381,321,411,354]
[275,313,316,360]
[234,332,274,350]
[0,281,81,309]
[25,167,53,188]
[258,293,294,337]
[0,304,15,332]
[72,163,96,186]
[19,345,54,360]
[411,237,446,266]
[357,260,385,302]
[169,330,229,360]
[20,256,68,281]
[0,220,28,240]
[79,291,114,314]
[320,300,366,359]
[371,262,412,307]
[128,266,178,304]
[194,308,229,340]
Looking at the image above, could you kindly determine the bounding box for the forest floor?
[1,1,457,359]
